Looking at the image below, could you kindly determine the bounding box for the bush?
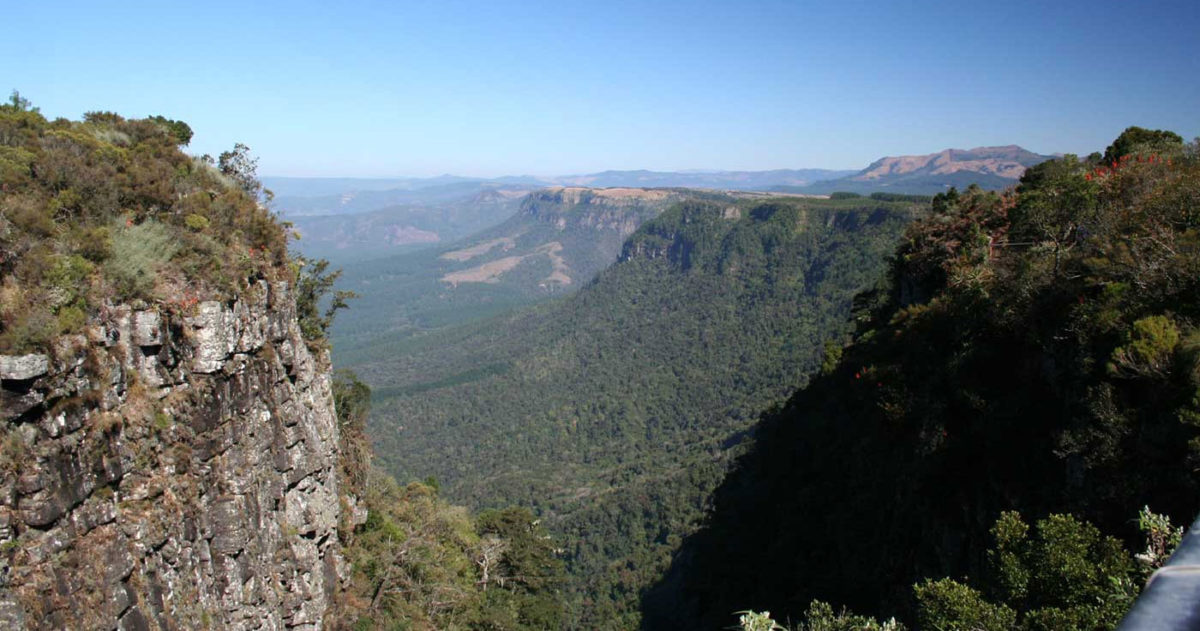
[915,579,1016,631]
[1108,315,1180,378]
[183,213,209,232]
[105,219,179,299]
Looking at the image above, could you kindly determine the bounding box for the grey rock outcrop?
[0,355,49,382]
[0,280,349,630]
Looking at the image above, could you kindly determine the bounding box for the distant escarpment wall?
[0,280,353,629]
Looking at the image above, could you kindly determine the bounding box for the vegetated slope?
[286,188,529,263]
[787,145,1055,195]
[0,101,290,354]
[649,130,1199,630]
[331,371,569,631]
[358,193,922,628]
[330,186,691,365]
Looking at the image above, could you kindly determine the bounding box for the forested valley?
[3,88,1194,630]
[353,192,925,626]
[343,127,1200,630]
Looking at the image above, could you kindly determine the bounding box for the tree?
[148,115,193,146]
[295,257,357,343]
[1009,154,1100,276]
[475,507,566,629]
[914,512,1140,631]
[1103,126,1184,163]
[2,90,38,113]
[218,142,263,198]
[332,369,372,498]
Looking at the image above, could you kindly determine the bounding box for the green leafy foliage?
[1102,126,1184,164]
[915,512,1138,631]
[914,579,1016,631]
[334,369,373,500]
[795,602,906,631]
[474,507,566,629]
[337,475,484,630]
[296,257,358,345]
[1108,315,1180,378]
[1135,505,1182,569]
[736,602,907,631]
[147,115,193,146]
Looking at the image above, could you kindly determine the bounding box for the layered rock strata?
[0,280,345,630]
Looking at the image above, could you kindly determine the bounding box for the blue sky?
[6,1,1198,177]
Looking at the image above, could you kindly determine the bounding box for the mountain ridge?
[270,147,1056,230]
[854,144,1051,180]
[791,145,1056,194]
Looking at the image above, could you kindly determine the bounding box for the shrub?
[183,213,209,232]
[105,219,180,299]
[914,578,1016,631]
[1108,315,1181,378]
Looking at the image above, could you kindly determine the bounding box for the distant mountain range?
[784,145,1056,195]
[275,145,1054,263]
[268,146,1052,220]
[265,169,853,217]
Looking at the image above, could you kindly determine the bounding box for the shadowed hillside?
[646,129,1199,630]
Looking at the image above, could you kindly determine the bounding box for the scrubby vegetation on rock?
[0,92,288,353]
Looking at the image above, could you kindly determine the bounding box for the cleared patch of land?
[539,242,571,286]
[441,241,571,287]
[439,237,517,261]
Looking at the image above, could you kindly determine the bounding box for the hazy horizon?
[10,0,1199,178]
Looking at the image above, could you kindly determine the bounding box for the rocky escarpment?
[521,187,678,238]
[0,280,352,629]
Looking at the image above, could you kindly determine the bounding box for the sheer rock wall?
[0,280,346,630]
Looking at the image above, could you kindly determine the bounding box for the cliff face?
[0,280,348,629]
[427,187,687,291]
[521,187,675,237]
